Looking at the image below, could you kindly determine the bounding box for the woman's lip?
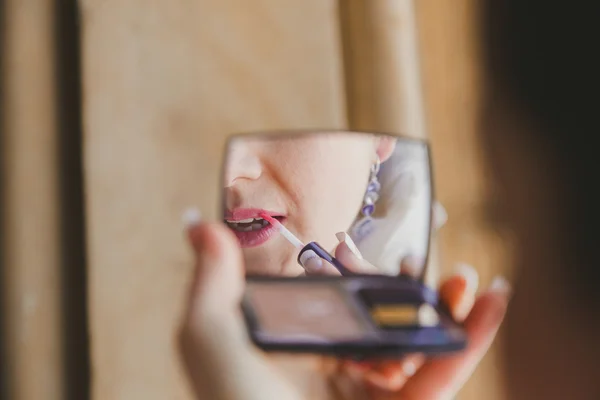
[230,216,288,248]
[225,208,284,221]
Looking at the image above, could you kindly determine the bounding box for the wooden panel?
[416,1,509,399]
[0,1,64,399]
[339,0,441,288]
[339,0,427,138]
[80,1,346,398]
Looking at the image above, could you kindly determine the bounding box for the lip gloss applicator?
[259,213,354,276]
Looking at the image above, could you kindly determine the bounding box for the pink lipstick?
[259,213,304,248]
[225,208,285,248]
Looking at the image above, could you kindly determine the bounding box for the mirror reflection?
[222,131,432,277]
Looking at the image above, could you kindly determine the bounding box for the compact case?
[242,274,467,359]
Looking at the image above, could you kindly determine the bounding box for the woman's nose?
[224,145,262,187]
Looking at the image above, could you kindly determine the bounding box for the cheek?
[285,144,372,241]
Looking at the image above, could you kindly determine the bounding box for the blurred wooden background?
[0,0,508,399]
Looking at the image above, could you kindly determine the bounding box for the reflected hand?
[301,201,448,276]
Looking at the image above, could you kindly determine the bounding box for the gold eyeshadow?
[369,303,440,328]
[371,305,418,326]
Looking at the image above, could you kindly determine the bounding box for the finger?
[398,277,511,400]
[347,354,426,392]
[366,356,425,392]
[439,263,479,322]
[432,201,448,231]
[399,255,426,278]
[178,209,299,400]
[300,250,341,275]
[301,231,380,275]
[334,232,380,274]
[182,209,245,329]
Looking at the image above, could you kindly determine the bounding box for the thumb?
[183,209,245,323]
[178,209,302,400]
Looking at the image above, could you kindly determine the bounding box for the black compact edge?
[241,275,468,359]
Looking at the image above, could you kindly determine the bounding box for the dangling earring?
[351,156,381,243]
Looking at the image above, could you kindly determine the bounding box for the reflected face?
[223,133,395,276]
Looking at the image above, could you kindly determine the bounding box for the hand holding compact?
[179,216,510,400]
[297,203,509,392]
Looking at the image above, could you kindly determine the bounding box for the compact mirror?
[221,130,466,358]
[221,130,433,278]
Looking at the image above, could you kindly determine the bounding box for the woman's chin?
[243,256,304,277]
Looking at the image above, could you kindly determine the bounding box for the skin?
[224,133,396,276]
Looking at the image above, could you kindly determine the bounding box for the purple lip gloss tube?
[297,242,354,276]
[259,213,354,276]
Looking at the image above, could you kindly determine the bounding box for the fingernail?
[299,250,323,272]
[336,232,362,259]
[454,263,479,293]
[182,207,202,228]
[402,360,417,377]
[488,276,511,294]
[433,201,448,230]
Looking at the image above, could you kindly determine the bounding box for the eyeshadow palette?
[242,275,467,358]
